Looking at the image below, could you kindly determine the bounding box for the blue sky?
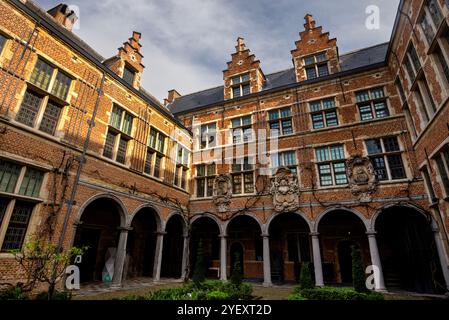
[35,0,400,101]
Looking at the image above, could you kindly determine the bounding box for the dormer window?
[304,52,329,80]
[123,64,136,86]
[231,73,250,98]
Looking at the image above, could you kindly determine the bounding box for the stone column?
[366,231,386,291]
[153,231,166,282]
[432,225,449,291]
[181,233,190,281]
[220,234,227,281]
[310,232,324,287]
[262,234,272,287]
[112,227,130,287]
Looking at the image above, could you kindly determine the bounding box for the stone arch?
[313,206,369,233]
[190,213,224,235]
[129,203,163,231]
[264,210,312,235]
[224,213,263,235]
[75,192,128,227]
[164,211,188,235]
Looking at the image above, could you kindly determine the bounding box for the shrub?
[147,287,191,300]
[0,284,29,300]
[288,293,307,300]
[299,287,384,300]
[299,262,314,289]
[230,252,242,287]
[205,290,229,300]
[35,290,72,300]
[352,246,368,293]
[192,239,207,284]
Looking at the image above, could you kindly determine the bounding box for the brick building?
[0,0,448,294]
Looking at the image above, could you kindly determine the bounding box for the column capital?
[219,233,228,238]
[261,233,269,238]
[310,232,320,237]
[156,231,167,236]
[366,231,377,236]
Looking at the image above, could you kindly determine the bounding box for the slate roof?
[168,42,389,115]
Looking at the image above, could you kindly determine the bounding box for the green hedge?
[295,287,384,300]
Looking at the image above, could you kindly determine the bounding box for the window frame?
[231,115,253,144]
[365,136,407,181]
[195,163,216,198]
[303,52,329,80]
[143,126,167,178]
[0,159,45,252]
[309,97,338,129]
[230,73,251,98]
[355,87,390,122]
[315,145,348,187]
[434,147,449,199]
[268,107,294,137]
[174,144,190,190]
[199,122,217,149]
[231,157,255,195]
[122,63,136,86]
[271,150,298,174]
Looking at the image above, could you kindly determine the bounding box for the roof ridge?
[339,42,389,57]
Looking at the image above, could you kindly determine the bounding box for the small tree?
[192,239,206,284]
[299,262,314,289]
[11,238,86,300]
[230,251,242,287]
[352,245,367,293]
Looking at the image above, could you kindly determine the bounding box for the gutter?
[7,0,191,134]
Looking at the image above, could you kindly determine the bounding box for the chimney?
[236,37,246,53]
[47,4,78,32]
[165,89,181,106]
[304,14,316,31]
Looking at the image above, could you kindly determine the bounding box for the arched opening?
[226,215,263,281]
[73,197,123,283]
[317,210,369,285]
[125,207,159,279]
[230,242,244,276]
[268,213,311,284]
[189,216,220,279]
[375,206,445,293]
[161,215,185,278]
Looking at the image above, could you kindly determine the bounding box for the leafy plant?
[230,251,242,287]
[299,262,314,289]
[298,287,383,300]
[35,290,72,300]
[192,239,207,284]
[205,290,229,300]
[352,246,368,293]
[288,293,307,300]
[0,284,29,300]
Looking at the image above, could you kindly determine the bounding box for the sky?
[34,0,401,102]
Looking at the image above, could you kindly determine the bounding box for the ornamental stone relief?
[270,167,300,213]
[346,155,378,202]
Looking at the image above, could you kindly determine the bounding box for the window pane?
[404,58,416,83]
[196,165,205,177]
[316,53,327,63]
[282,119,293,135]
[356,90,370,103]
[243,128,252,142]
[30,59,54,91]
[233,129,242,144]
[304,56,315,66]
[436,48,449,84]
[371,157,388,180]
[232,174,242,194]
[428,0,443,27]
[306,67,317,79]
[330,145,345,160]
[316,147,330,162]
[396,80,406,104]
[312,113,324,129]
[0,198,9,226]
[38,101,61,135]
[16,90,42,127]
[207,178,214,197]
[232,86,241,98]
[153,155,162,178]
[149,128,157,149]
[0,34,6,53]
[333,162,348,185]
[322,98,335,109]
[270,121,280,136]
[244,173,254,193]
[207,164,216,176]
[231,76,240,85]
[366,139,382,154]
[196,179,205,197]
[242,84,250,96]
[51,71,71,100]
[436,155,449,194]
[370,87,385,99]
[1,201,34,251]
[231,118,241,128]
[359,104,373,121]
[268,110,279,120]
[383,137,400,152]
[116,138,128,164]
[241,73,250,82]
[408,44,421,73]
[103,130,116,159]
[310,101,321,112]
[242,116,252,126]
[123,66,135,86]
[19,168,44,197]
[157,133,165,153]
[0,160,21,193]
[374,101,389,118]
[144,149,153,174]
[318,64,329,77]
[388,155,406,179]
[319,164,332,186]
[283,151,297,166]
[325,111,338,127]
[280,108,291,118]
[110,105,123,129]
[122,113,133,136]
